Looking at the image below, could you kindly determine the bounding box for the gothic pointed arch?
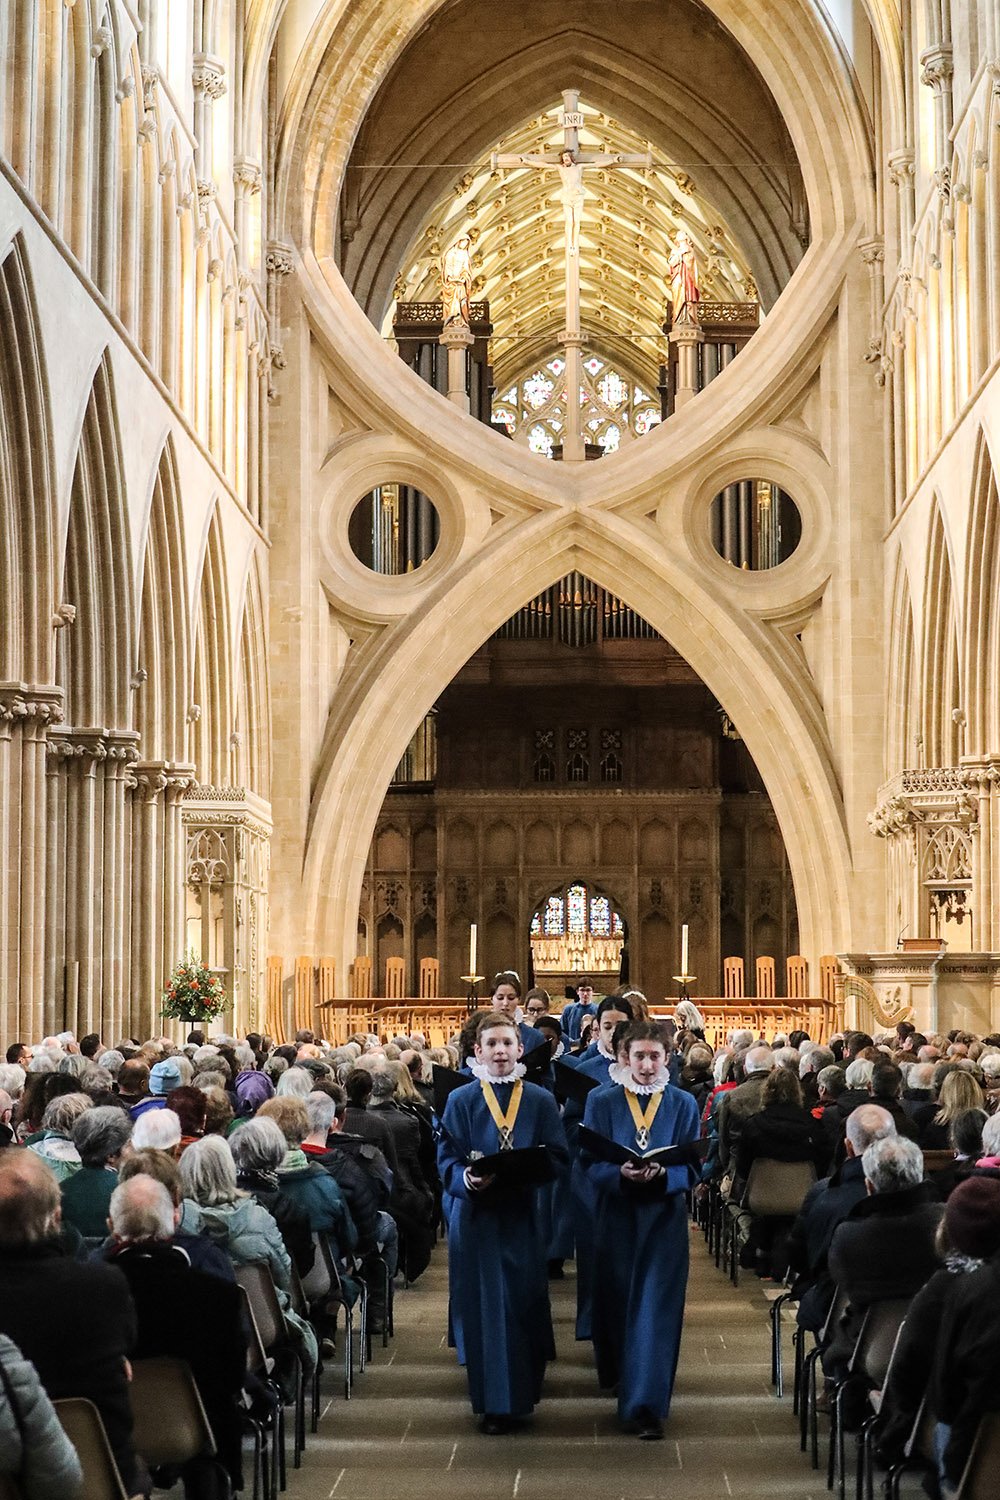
[921,497,961,767]
[234,548,271,797]
[192,502,233,784]
[964,429,999,758]
[0,232,56,685]
[56,351,134,730]
[886,547,916,773]
[136,436,190,762]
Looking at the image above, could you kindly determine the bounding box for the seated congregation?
[1,991,999,1500]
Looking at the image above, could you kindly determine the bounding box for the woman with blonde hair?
[914,1069,986,1150]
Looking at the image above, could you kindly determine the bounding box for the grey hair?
[58,1054,88,1079]
[108,1175,175,1241]
[193,1071,227,1093]
[229,1116,287,1174]
[178,1134,241,1206]
[233,1043,255,1069]
[72,1105,133,1167]
[845,1103,896,1156]
[305,1091,338,1134]
[265,1056,289,1082]
[41,1092,93,1134]
[275,1067,313,1097]
[97,1050,125,1077]
[369,1068,398,1101]
[27,1049,60,1074]
[980,1112,1000,1157]
[979,1053,1000,1081]
[131,1109,181,1151]
[0,1064,25,1098]
[861,1134,924,1193]
[745,1046,775,1075]
[172,1055,194,1087]
[909,1063,937,1088]
[817,1065,847,1097]
[772,1046,801,1073]
[192,1046,221,1066]
[800,1045,835,1077]
[845,1058,875,1089]
[729,1029,754,1051]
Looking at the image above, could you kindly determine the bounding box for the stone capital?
[234,158,262,195]
[919,45,954,92]
[858,235,884,269]
[266,242,295,278]
[0,682,64,731]
[192,54,227,101]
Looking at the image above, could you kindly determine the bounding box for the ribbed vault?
[335,4,807,325]
[389,101,757,393]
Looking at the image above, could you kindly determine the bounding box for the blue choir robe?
[581,1082,700,1425]
[438,1078,568,1417]
[564,1050,616,1339]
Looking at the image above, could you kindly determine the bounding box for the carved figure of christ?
[490,90,651,460]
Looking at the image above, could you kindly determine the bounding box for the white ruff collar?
[468,1061,526,1084]
[608,1061,669,1096]
[597,1039,616,1060]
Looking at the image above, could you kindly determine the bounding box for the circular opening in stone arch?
[709,480,801,570]
[348,484,441,575]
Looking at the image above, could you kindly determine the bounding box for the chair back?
[237,1284,270,1376]
[418,957,440,999]
[265,956,286,1045]
[955,1409,1000,1498]
[350,955,372,1000]
[755,956,776,1000]
[723,957,745,999]
[785,955,809,999]
[922,1149,955,1176]
[849,1299,910,1386]
[293,956,314,1034]
[234,1261,286,1353]
[744,1157,816,1217]
[129,1356,216,1468]
[384,956,406,999]
[819,1284,850,1345]
[317,957,336,1008]
[53,1397,129,1500]
[300,1232,333,1305]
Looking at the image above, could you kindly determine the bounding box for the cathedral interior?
[2,0,1000,1042]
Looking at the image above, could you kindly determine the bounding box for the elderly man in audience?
[900,1061,936,1116]
[115,1149,235,1280]
[0,1149,139,1493]
[717,1044,774,1187]
[799,1044,835,1111]
[824,1135,943,1380]
[787,1104,897,1331]
[105,1174,246,1496]
[868,1061,919,1139]
[60,1105,133,1237]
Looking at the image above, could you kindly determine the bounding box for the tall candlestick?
[469,922,477,976]
[680,923,689,976]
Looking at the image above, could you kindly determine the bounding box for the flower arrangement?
[161,954,229,1023]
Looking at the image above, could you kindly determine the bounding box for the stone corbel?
[265,243,295,279]
[234,159,262,195]
[192,55,227,101]
[91,25,112,59]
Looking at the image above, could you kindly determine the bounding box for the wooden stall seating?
[294,955,314,1035]
[385,957,406,1000]
[819,955,844,1036]
[419,957,440,999]
[723,957,745,999]
[317,958,336,1008]
[756,956,776,1000]
[350,955,372,999]
[265,955,286,1044]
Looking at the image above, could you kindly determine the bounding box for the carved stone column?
[0,684,63,1040]
[669,318,704,408]
[440,322,475,411]
[920,46,955,208]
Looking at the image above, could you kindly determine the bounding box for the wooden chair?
[53,1397,129,1500]
[317,958,336,1008]
[723,956,745,999]
[293,956,314,1036]
[235,1261,305,1468]
[129,1356,229,1493]
[418,957,440,999]
[786,955,809,999]
[726,1157,816,1287]
[350,955,372,1000]
[829,1300,910,1500]
[755,955,776,1000]
[384,956,406,999]
[237,1284,284,1500]
[265,956,286,1045]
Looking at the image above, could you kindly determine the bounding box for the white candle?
[469,923,477,975]
[680,923,689,976]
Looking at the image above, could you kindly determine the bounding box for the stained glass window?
[543,895,565,935]
[590,895,611,936]
[633,408,661,435]
[567,883,587,933]
[611,912,624,937]
[598,371,626,409]
[598,425,621,453]
[492,358,664,456]
[524,372,554,409]
[530,912,541,936]
[528,424,553,455]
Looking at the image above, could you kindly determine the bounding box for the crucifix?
[491,89,652,461]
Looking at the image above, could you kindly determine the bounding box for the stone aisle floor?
[283,1223,836,1500]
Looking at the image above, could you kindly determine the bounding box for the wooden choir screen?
[723,957,745,999]
[755,956,776,999]
[293,957,313,1034]
[350,955,372,999]
[786,955,808,999]
[265,956,286,1044]
[419,958,440,998]
[385,957,406,999]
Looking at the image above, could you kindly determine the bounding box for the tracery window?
[493,356,661,455]
[530,883,626,942]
